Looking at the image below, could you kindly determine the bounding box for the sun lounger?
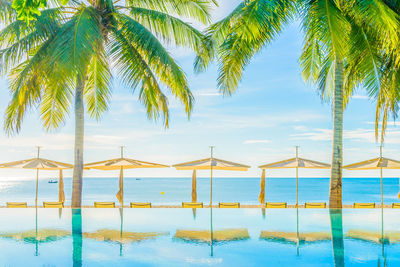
[43,202,64,208]
[392,203,400,208]
[219,202,240,208]
[182,202,203,208]
[305,202,326,208]
[266,202,287,208]
[6,202,27,208]
[131,202,151,208]
[353,203,375,208]
[94,202,115,208]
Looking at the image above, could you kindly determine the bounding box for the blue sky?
[1,0,400,179]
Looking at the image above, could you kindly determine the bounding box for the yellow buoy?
[160,192,165,195]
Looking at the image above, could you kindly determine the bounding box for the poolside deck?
[0,204,396,208]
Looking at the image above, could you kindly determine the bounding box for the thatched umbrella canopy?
[0,147,72,206]
[259,146,330,206]
[85,147,168,207]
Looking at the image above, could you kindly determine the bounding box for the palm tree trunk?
[329,59,344,209]
[71,74,86,208]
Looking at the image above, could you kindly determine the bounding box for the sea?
[0,177,399,206]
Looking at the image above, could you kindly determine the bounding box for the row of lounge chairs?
[4,202,400,208]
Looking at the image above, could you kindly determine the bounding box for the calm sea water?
[1,177,399,206]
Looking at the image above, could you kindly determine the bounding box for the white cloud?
[196,90,222,97]
[353,95,369,100]
[243,139,270,144]
[290,127,400,144]
[293,125,308,131]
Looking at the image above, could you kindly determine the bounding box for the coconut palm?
[0,0,216,207]
[197,0,399,208]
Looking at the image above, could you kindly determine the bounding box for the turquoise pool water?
[0,208,399,266]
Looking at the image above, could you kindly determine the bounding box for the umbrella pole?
[35,168,39,208]
[296,167,298,208]
[209,146,214,257]
[116,166,124,208]
[210,146,214,206]
[296,205,299,256]
[296,146,299,208]
[380,167,383,208]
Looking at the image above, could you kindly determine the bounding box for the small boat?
[136,178,141,180]
[48,179,58,184]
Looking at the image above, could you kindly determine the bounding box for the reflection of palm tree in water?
[379,206,387,267]
[330,209,344,267]
[72,209,82,267]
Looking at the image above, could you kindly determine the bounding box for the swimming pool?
[0,208,399,266]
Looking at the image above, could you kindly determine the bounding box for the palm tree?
[197,0,399,208]
[0,0,216,207]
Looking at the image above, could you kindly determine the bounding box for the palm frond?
[351,0,399,65]
[4,59,42,134]
[300,31,324,83]
[127,0,215,24]
[0,8,62,75]
[42,6,102,80]
[40,80,72,130]
[214,0,296,95]
[115,13,193,116]
[111,28,170,126]
[0,0,16,23]
[302,0,350,59]
[84,43,112,120]
[128,7,211,60]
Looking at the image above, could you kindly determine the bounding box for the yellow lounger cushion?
[305,202,326,208]
[94,202,115,208]
[182,202,203,208]
[266,202,287,208]
[6,202,27,208]
[43,202,64,208]
[219,202,240,208]
[393,203,400,208]
[131,202,151,208]
[353,203,375,208]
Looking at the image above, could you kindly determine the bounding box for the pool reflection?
[0,208,399,266]
[72,209,82,267]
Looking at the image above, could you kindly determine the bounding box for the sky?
[1,0,400,179]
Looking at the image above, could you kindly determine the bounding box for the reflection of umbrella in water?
[344,146,400,265]
[85,147,168,207]
[0,229,70,243]
[0,228,70,256]
[174,228,249,258]
[83,229,169,243]
[260,231,331,245]
[346,230,389,265]
[174,228,250,243]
